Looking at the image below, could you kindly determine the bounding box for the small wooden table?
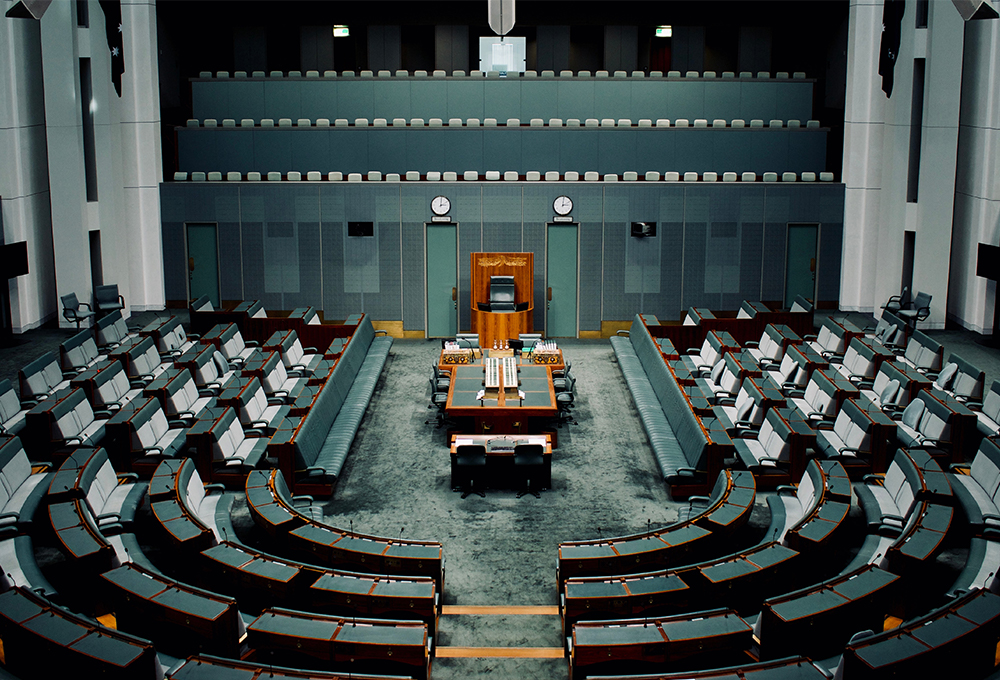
[438,348,565,374]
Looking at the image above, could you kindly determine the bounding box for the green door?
[546,223,579,338]
[186,223,220,307]
[784,223,819,309]
[426,223,458,337]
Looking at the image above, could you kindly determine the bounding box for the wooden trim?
[578,330,602,339]
[402,330,425,339]
[435,646,564,658]
[372,320,404,338]
[600,320,631,337]
[442,605,559,616]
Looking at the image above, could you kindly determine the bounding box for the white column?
[840,0,885,315]
[120,0,164,312]
[950,22,1000,334]
[39,0,92,329]
[0,15,55,332]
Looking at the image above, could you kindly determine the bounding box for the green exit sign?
[655,26,672,38]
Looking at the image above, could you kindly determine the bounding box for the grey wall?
[161,181,844,332]
[176,126,828,177]
[190,75,816,123]
[435,25,469,72]
[604,26,639,73]
[368,25,402,72]
[536,26,570,72]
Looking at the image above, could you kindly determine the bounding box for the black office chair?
[555,374,577,427]
[94,284,125,317]
[489,275,516,312]
[514,444,545,498]
[552,366,574,392]
[425,377,450,428]
[897,291,931,329]
[454,445,487,498]
[882,286,910,314]
[432,364,451,392]
[61,293,95,328]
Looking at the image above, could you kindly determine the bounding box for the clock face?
[553,195,573,215]
[431,195,451,216]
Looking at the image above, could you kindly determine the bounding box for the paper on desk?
[476,390,486,400]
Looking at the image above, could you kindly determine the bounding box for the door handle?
[809,258,816,273]
[547,287,552,301]
[189,257,196,272]
[452,287,457,301]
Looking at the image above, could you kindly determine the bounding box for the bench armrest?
[64,436,83,445]
[759,456,787,465]
[141,446,163,455]
[374,330,389,337]
[685,495,711,505]
[244,428,267,438]
[881,513,904,524]
[615,330,630,336]
[863,474,884,484]
[0,512,21,520]
[775,485,797,496]
[950,463,971,474]
[715,397,736,406]
[815,421,834,430]
[915,438,951,449]
[244,339,257,347]
[116,473,139,483]
[744,340,760,348]
[837,447,869,455]
[96,512,121,522]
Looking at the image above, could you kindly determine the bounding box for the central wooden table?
[444,363,558,434]
[450,434,553,489]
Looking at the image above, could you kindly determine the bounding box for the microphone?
[399,527,405,541]
[647,518,651,536]
[597,526,602,540]
[350,519,354,537]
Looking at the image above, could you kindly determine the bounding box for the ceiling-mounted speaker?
[488,0,516,36]
[952,0,999,20]
[5,0,52,19]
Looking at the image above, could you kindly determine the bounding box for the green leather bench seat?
[292,317,392,483]
[0,586,161,679]
[613,315,727,486]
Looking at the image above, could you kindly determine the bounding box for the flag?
[99,0,124,97]
[878,0,905,98]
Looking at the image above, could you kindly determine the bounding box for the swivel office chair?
[94,284,125,317]
[555,374,577,427]
[61,293,95,328]
[514,443,545,498]
[454,445,487,498]
[432,364,451,392]
[897,291,931,329]
[488,276,516,311]
[425,377,450,428]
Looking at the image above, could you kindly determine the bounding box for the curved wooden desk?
[471,306,533,350]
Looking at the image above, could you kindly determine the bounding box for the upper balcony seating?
[60,329,107,375]
[0,380,28,436]
[18,351,71,407]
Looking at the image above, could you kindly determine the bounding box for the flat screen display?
[0,242,28,278]
[631,222,656,238]
[977,243,1000,281]
[348,221,374,237]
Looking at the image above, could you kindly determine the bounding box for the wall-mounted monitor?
[631,222,656,238]
[977,243,1000,281]
[348,221,374,237]
[0,242,28,278]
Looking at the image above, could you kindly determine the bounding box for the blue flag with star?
[99,0,124,97]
